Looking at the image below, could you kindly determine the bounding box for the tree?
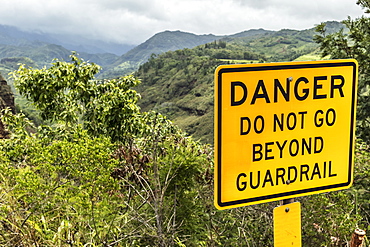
[315,3,370,243]
[314,1,370,142]
[11,53,144,143]
[8,53,216,246]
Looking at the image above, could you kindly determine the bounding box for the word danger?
[236,161,337,191]
[231,75,345,106]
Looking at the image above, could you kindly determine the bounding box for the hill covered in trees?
[99,29,274,78]
[134,21,343,143]
[0,21,345,143]
[0,21,343,81]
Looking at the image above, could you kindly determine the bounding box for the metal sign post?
[274,201,301,247]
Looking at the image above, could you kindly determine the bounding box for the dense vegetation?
[0,4,369,245]
[0,48,368,246]
[136,49,222,144]
[315,2,370,144]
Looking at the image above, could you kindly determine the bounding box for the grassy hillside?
[135,49,221,144]
[223,28,318,61]
[134,24,343,144]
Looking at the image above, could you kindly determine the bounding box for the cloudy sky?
[0,0,365,45]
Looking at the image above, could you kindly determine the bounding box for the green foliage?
[82,75,143,142]
[301,192,360,246]
[3,52,369,246]
[314,3,370,142]
[135,49,221,144]
[4,54,218,246]
[298,140,370,246]
[11,54,144,143]
[1,108,35,139]
[0,109,217,246]
[353,141,370,232]
[12,53,101,124]
[0,120,122,246]
[120,130,214,246]
[198,40,265,61]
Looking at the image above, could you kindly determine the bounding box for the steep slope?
[135,49,222,144]
[134,40,273,143]
[0,73,15,138]
[101,30,222,78]
[134,24,344,144]
[121,31,220,62]
[101,29,275,78]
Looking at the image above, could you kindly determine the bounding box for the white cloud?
[0,0,364,44]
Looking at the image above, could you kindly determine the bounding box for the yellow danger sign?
[214,59,358,210]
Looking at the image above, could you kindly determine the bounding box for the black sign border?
[216,60,358,208]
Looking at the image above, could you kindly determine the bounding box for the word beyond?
[252,136,323,161]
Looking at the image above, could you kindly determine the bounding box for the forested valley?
[0,1,369,246]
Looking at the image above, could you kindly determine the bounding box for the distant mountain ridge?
[132,21,345,143]
[0,21,346,143]
[0,22,344,77]
[0,24,274,77]
[119,31,220,62]
[99,30,222,77]
[0,21,345,80]
[227,28,274,38]
[99,28,274,77]
[0,24,134,55]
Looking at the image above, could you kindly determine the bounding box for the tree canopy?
[314,0,370,143]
